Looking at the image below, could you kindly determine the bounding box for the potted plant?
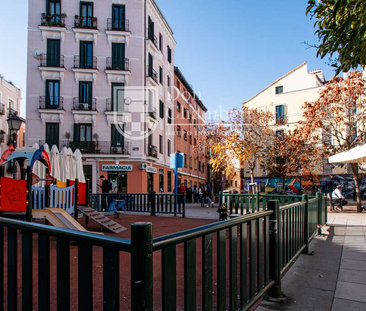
[93,133,100,153]
[61,12,67,18]
[75,14,80,27]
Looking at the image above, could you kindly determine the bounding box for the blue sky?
[0,0,333,116]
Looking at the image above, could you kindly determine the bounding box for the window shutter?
[74,123,80,141]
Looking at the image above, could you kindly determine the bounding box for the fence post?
[219,191,222,206]
[302,194,309,254]
[182,193,185,218]
[26,166,33,222]
[256,191,260,211]
[150,192,156,216]
[86,178,90,206]
[74,179,79,221]
[267,200,281,297]
[316,192,322,235]
[131,222,153,311]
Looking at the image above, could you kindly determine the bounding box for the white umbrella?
[74,149,86,183]
[329,144,366,164]
[68,147,76,181]
[50,145,61,181]
[60,146,70,182]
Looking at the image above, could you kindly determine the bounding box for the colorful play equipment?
[0,145,126,234]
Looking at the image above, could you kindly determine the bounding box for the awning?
[329,144,366,164]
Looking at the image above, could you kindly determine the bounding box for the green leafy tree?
[306,0,366,75]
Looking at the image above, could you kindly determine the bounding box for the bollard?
[302,194,309,254]
[150,192,156,216]
[316,192,322,235]
[131,223,153,311]
[267,200,281,297]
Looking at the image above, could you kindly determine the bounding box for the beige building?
[244,62,327,177]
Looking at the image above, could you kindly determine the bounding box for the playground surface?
[257,212,366,311]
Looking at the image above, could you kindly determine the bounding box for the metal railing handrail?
[153,210,273,251]
[279,200,306,211]
[0,217,131,251]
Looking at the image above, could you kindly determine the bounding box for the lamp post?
[7,113,25,178]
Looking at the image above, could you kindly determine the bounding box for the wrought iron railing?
[39,54,65,68]
[60,140,130,155]
[107,18,129,31]
[148,32,158,47]
[40,14,66,27]
[148,145,158,158]
[148,107,157,119]
[106,57,130,71]
[73,55,98,69]
[73,97,97,111]
[74,16,98,29]
[147,67,158,83]
[39,96,64,110]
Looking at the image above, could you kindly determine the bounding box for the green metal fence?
[0,194,327,311]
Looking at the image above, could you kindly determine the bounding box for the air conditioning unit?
[79,103,89,110]
[111,147,123,154]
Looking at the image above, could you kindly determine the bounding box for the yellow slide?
[33,208,103,235]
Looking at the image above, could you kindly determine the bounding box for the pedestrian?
[198,187,202,205]
[98,175,112,211]
[179,183,186,203]
[332,185,348,211]
[193,185,198,203]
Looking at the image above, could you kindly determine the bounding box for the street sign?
[101,165,133,172]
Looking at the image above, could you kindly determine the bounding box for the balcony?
[59,140,130,155]
[39,54,65,68]
[276,116,287,125]
[148,145,158,158]
[148,33,158,47]
[0,104,5,115]
[107,19,130,32]
[40,14,66,28]
[74,16,98,29]
[147,67,158,84]
[148,107,157,120]
[73,98,97,111]
[39,96,64,110]
[106,57,129,71]
[74,56,97,69]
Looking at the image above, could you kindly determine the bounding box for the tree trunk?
[350,163,362,213]
[250,170,255,194]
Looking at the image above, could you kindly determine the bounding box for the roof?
[174,66,207,112]
[244,62,308,104]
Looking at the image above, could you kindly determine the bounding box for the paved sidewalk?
[257,212,366,311]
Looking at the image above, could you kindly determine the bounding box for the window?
[183,108,188,119]
[177,125,181,137]
[112,4,126,31]
[111,43,126,70]
[275,105,285,124]
[159,169,164,192]
[167,139,171,155]
[167,45,172,63]
[167,75,170,87]
[183,130,187,141]
[190,156,192,168]
[159,100,164,118]
[148,53,153,76]
[275,86,283,94]
[47,39,61,67]
[79,81,92,107]
[159,33,163,51]
[184,154,187,168]
[45,80,60,107]
[194,119,197,127]
[167,171,172,192]
[194,138,197,146]
[276,129,284,140]
[80,2,94,28]
[177,102,181,112]
[189,114,192,123]
[159,135,163,154]
[111,124,125,147]
[159,66,163,84]
[189,135,192,144]
[194,159,197,170]
[45,123,59,148]
[198,160,201,172]
[202,163,205,173]
[177,80,180,90]
[74,124,92,142]
[168,108,172,124]
[148,16,155,42]
[47,0,61,25]
[80,41,93,68]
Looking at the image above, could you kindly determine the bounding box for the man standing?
[332,185,348,211]
[98,175,112,211]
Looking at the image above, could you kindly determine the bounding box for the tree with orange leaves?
[300,71,366,212]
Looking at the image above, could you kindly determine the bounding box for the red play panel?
[69,181,87,205]
[0,177,27,212]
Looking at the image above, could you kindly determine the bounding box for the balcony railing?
[0,103,5,115]
[148,107,157,119]
[148,145,158,158]
[40,14,66,27]
[58,140,130,155]
[106,57,130,71]
[74,16,98,29]
[147,67,158,83]
[107,19,129,32]
[276,116,287,125]
[39,54,65,68]
[148,33,158,47]
[73,98,97,111]
[7,108,18,117]
[39,96,64,110]
[74,55,98,69]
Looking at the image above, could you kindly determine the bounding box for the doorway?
[147,173,154,193]
[109,172,127,193]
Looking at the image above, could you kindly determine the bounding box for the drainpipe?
[144,0,147,156]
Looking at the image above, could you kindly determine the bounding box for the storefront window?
[159,169,164,192]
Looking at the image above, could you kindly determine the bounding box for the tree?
[300,71,366,212]
[306,0,366,75]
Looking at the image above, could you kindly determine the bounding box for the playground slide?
[33,208,103,234]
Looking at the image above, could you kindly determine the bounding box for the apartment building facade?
[244,62,327,177]
[26,0,176,193]
[0,75,24,150]
[174,67,207,188]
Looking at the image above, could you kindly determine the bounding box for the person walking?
[179,183,186,204]
[98,175,112,211]
[332,185,348,211]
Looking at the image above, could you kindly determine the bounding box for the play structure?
[0,144,126,234]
